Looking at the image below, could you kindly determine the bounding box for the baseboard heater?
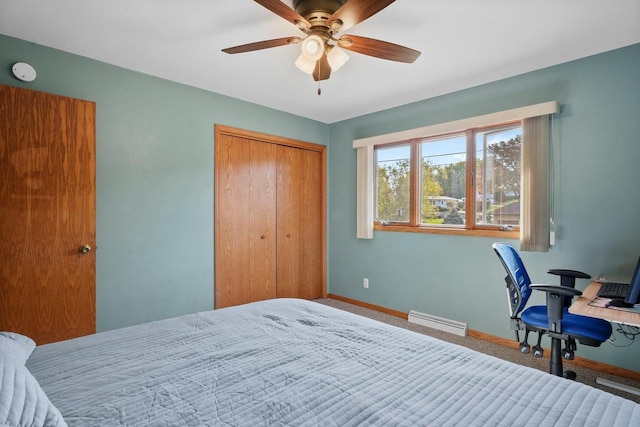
[408,310,468,337]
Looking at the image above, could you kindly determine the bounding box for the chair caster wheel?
[533,346,544,358]
[519,342,531,354]
[564,371,577,380]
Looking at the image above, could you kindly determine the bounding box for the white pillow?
[0,356,68,427]
[0,332,36,365]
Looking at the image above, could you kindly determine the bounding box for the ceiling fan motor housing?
[293,0,347,23]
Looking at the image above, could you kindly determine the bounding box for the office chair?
[492,243,612,378]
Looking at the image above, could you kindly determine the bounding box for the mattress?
[27,298,640,426]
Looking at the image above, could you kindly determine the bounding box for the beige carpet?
[314,298,640,403]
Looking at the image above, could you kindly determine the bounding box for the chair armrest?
[547,269,591,280]
[530,284,583,333]
[547,269,590,308]
[530,284,583,297]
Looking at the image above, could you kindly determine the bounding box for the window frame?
[373,121,521,239]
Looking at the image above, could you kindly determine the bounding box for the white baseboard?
[408,310,468,337]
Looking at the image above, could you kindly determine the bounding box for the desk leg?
[596,377,640,397]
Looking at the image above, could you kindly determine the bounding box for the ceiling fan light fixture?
[327,46,349,72]
[295,54,316,74]
[301,35,324,61]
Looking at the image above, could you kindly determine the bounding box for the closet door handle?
[260,235,266,240]
[287,234,291,238]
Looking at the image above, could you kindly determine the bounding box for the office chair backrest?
[493,243,532,318]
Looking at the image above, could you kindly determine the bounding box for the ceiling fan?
[222,0,421,85]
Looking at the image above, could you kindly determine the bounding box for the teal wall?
[0,35,329,332]
[328,43,640,372]
[1,33,639,371]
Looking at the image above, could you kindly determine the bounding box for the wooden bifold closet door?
[276,144,323,300]
[214,125,326,309]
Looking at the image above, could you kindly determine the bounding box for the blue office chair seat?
[493,243,612,378]
[521,306,612,345]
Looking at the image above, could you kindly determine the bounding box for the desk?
[569,280,640,397]
[569,281,640,327]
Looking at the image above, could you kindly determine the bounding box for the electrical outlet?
[363,278,369,289]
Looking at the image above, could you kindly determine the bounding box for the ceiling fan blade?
[222,37,301,54]
[254,0,311,30]
[312,54,331,82]
[338,35,420,63]
[328,0,395,32]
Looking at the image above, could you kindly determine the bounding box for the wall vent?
[408,310,468,337]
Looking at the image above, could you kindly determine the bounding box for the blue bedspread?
[28,299,640,426]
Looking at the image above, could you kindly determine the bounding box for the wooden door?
[0,85,96,344]
[276,145,323,300]
[215,134,277,308]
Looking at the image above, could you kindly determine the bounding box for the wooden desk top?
[569,281,640,327]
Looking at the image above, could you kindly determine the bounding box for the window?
[355,101,558,247]
[376,144,410,222]
[420,134,466,226]
[375,123,522,235]
[474,126,522,228]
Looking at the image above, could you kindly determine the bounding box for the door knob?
[79,244,92,254]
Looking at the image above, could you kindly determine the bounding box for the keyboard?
[597,281,630,299]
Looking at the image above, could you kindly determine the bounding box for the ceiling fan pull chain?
[317,61,322,95]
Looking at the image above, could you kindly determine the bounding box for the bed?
[3,298,639,426]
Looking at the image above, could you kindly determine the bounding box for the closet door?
[276,145,323,300]
[215,134,277,308]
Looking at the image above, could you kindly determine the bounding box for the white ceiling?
[1,0,639,123]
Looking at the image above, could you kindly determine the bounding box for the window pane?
[376,144,410,223]
[475,127,522,227]
[420,136,466,225]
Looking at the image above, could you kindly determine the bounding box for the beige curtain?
[356,146,374,239]
[520,115,550,252]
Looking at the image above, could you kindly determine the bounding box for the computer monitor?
[624,257,640,305]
